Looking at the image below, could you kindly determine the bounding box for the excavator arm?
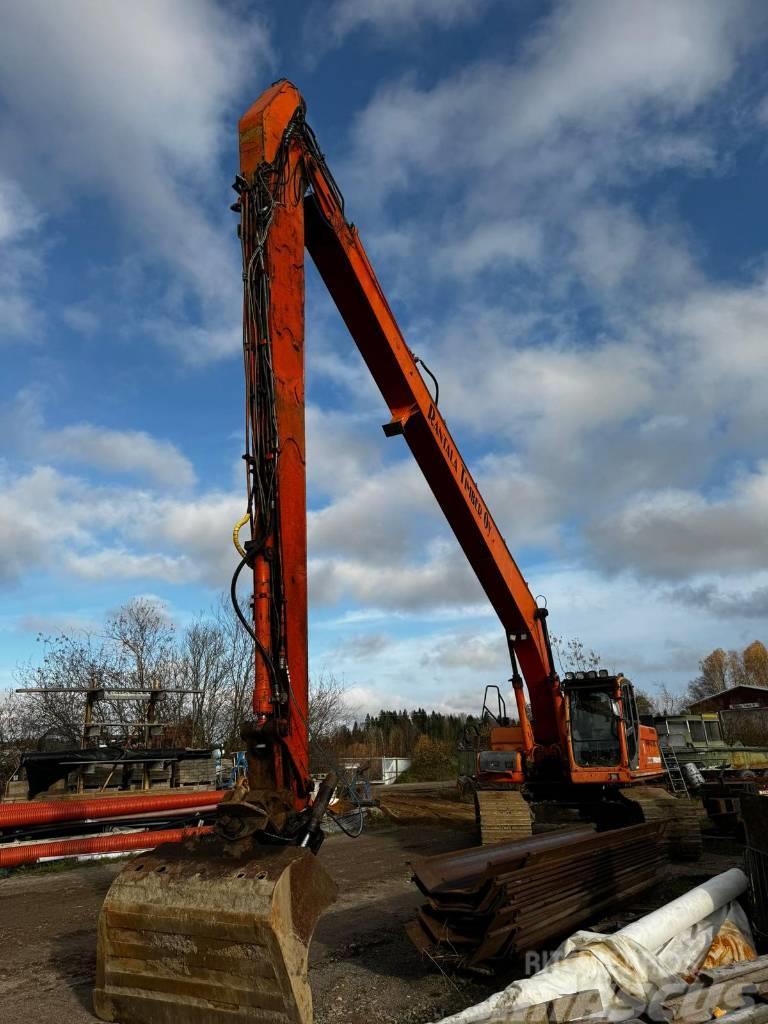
[233,78,560,802]
[303,185,558,750]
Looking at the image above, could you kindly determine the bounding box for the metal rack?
[15,678,202,792]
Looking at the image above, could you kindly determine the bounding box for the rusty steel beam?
[408,822,669,967]
[412,820,661,893]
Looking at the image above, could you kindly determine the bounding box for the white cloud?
[346,0,758,204]
[333,0,486,37]
[306,404,383,500]
[54,424,196,490]
[0,463,239,588]
[0,178,43,338]
[16,611,101,635]
[129,490,246,586]
[310,0,490,54]
[0,178,40,245]
[1,390,196,490]
[425,306,658,447]
[658,274,768,415]
[333,632,392,661]
[0,1,271,359]
[420,630,507,673]
[340,683,414,717]
[63,549,196,584]
[310,564,767,707]
[518,0,753,129]
[667,580,768,619]
[568,204,696,293]
[0,465,104,584]
[434,219,544,278]
[310,542,485,611]
[61,304,100,337]
[336,677,493,718]
[309,460,436,563]
[305,431,562,603]
[589,465,768,580]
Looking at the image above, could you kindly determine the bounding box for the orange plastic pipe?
[0,790,220,829]
[0,825,214,869]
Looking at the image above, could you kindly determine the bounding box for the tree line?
[329,708,478,761]
[3,597,767,792]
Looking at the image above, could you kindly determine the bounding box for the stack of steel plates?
[407,821,669,967]
[743,794,768,947]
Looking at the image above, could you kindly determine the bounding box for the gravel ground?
[0,820,745,1024]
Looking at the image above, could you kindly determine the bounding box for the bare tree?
[12,600,179,751]
[551,635,602,674]
[102,598,177,738]
[6,594,337,761]
[0,690,32,795]
[105,598,176,686]
[308,673,353,771]
[180,619,227,744]
[633,688,654,716]
[212,595,255,750]
[651,683,689,716]
[309,673,350,740]
[14,631,117,746]
[172,597,255,749]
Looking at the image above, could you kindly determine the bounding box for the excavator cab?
[561,670,652,778]
[564,671,624,768]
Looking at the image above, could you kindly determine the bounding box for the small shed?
[688,684,768,714]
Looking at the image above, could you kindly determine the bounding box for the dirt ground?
[0,819,745,1024]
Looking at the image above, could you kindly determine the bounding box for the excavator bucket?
[93,832,336,1024]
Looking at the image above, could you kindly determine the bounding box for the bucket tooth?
[94,833,336,1024]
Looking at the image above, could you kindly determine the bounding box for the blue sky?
[2,0,768,715]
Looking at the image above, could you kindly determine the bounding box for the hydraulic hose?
[0,790,221,829]
[0,824,215,869]
[232,511,250,558]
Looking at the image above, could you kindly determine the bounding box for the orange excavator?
[93,81,699,1024]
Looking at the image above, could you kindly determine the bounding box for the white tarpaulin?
[435,869,753,1024]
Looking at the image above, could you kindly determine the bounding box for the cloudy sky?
[2,0,768,715]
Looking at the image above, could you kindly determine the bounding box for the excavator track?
[475,789,532,845]
[94,834,336,1024]
[617,786,702,861]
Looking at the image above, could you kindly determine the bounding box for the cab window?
[569,689,620,767]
